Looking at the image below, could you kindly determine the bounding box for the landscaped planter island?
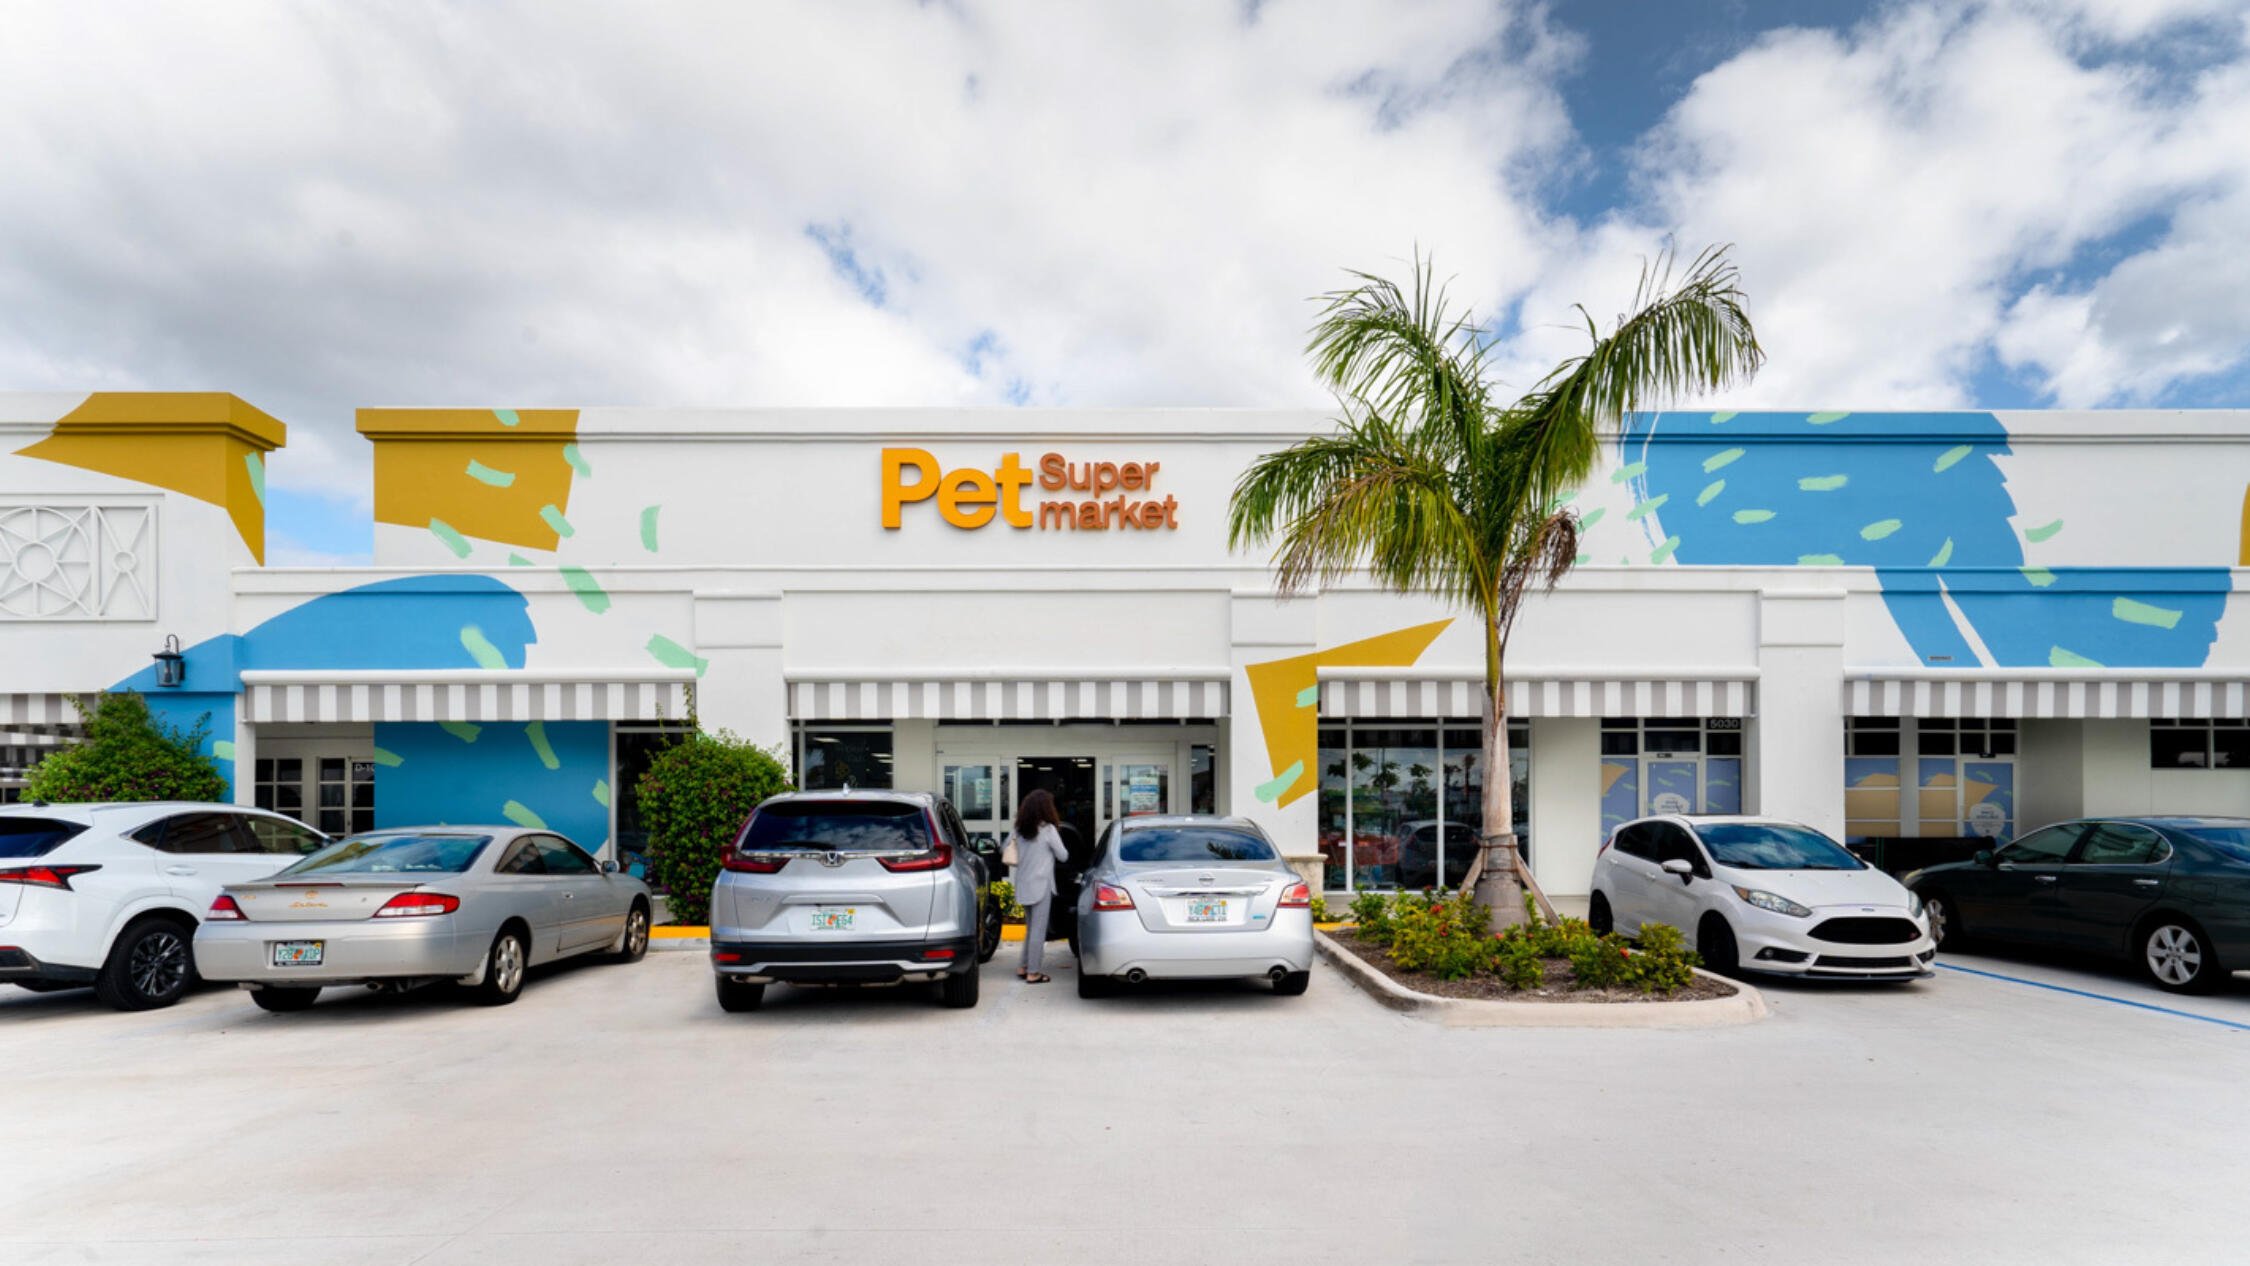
[1318,893,1767,1029]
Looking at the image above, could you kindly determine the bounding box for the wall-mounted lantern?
[152,635,186,688]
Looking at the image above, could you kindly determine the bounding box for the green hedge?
[23,693,226,804]
[633,729,792,925]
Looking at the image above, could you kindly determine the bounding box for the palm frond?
[1306,252,1492,467]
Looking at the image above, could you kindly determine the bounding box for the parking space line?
[1937,962,2250,1032]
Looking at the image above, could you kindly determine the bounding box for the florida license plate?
[271,941,324,967]
[1187,898,1227,923]
[809,907,857,932]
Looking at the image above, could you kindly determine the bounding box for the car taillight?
[723,851,790,874]
[207,894,246,921]
[0,864,100,890]
[878,810,954,873]
[1092,884,1135,911]
[373,892,460,918]
[1278,881,1311,909]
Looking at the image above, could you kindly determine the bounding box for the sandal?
[1025,973,1052,984]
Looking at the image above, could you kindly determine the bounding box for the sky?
[1,0,2245,564]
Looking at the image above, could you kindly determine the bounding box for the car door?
[1604,823,1665,932]
[1954,823,2082,944]
[488,835,567,959]
[2054,821,2173,953]
[532,835,614,952]
[1642,822,1712,935]
[139,812,277,910]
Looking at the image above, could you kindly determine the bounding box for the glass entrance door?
[943,759,1010,851]
[1100,751,1177,831]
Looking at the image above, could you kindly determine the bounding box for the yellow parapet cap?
[356,407,584,554]
[13,392,287,562]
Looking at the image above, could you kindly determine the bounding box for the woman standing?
[1008,789,1070,984]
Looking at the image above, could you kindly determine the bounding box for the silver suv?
[708,790,1003,1012]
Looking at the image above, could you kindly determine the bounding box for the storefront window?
[1318,721,1526,893]
[1600,717,1747,837]
[799,728,893,790]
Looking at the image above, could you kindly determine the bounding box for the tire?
[937,962,980,1009]
[1921,890,1959,949]
[94,916,196,1011]
[1587,891,1614,936]
[976,894,1004,965]
[1077,970,1115,999]
[249,986,321,1013]
[1274,970,1310,997]
[2139,917,2221,994]
[610,902,651,964]
[715,975,765,1013]
[1698,914,1741,977]
[466,928,529,1006]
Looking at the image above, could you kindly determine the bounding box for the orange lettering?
[1039,452,1067,491]
[881,448,940,529]
[939,467,998,529]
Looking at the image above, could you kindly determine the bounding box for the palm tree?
[1228,246,1762,924]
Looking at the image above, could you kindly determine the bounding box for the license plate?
[271,941,324,967]
[809,907,857,933]
[1187,898,1227,923]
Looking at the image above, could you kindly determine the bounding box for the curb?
[651,927,709,952]
[1314,930,1768,1029]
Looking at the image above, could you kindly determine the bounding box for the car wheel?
[610,902,651,964]
[977,896,1004,965]
[467,928,528,1006]
[249,986,321,1013]
[1587,891,1614,936]
[2140,918,2220,994]
[1698,914,1741,977]
[1077,970,1115,999]
[95,916,196,1011]
[937,961,980,1008]
[715,975,765,1013]
[1921,891,1958,949]
[1274,970,1310,997]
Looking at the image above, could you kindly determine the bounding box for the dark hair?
[1015,789,1060,841]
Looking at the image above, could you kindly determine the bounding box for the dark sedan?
[1904,817,2250,993]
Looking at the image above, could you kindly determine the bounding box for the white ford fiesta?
[1589,815,1936,980]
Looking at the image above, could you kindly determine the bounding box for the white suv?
[0,802,327,1010]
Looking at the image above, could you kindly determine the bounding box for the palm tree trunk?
[1471,614,1528,928]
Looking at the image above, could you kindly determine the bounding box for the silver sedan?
[193,826,652,1011]
[1072,815,1315,998]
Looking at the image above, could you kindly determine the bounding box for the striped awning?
[241,672,696,725]
[1847,674,2250,719]
[0,693,83,729]
[789,676,1228,722]
[1317,674,1757,720]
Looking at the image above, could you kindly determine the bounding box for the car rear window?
[280,834,493,876]
[0,817,86,859]
[1119,826,1275,864]
[743,801,932,852]
[2181,824,2250,861]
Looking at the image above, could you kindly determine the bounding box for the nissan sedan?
[1072,815,1314,998]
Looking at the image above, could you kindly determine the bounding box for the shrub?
[1308,892,1329,924]
[23,693,225,804]
[989,878,1026,922]
[1348,891,1396,943]
[1384,891,1495,979]
[1623,921,1702,994]
[634,729,792,924]
[1566,932,1635,990]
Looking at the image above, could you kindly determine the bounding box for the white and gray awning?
[0,692,83,729]
[1316,671,1758,720]
[1847,672,2250,719]
[240,671,696,725]
[788,673,1228,722]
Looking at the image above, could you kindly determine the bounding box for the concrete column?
[231,716,257,806]
[1528,716,1600,898]
[692,593,786,752]
[1752,589,1847,839]
[891,718,937,793]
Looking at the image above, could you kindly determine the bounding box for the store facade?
[3,394,2247,898]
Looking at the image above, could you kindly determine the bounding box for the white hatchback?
[0,802,327,1009]
[1589,815,1936,980]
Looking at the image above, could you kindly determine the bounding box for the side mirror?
[968,837,998,858]
[601,858,619,875]
[1974,849,1995,868]
[1660,858,1696,881]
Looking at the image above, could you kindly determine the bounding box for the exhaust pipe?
[1124,969,1148,985]
[1268,966,1289,983]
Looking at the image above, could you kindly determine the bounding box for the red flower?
[1619,947,1631,958]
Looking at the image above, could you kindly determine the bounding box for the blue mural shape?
[99,575,616,848]
[1622,411,2232,668]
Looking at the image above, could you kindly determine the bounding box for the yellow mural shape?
[14,392,286,562]
[1243,619,1452,810]
[358,408,580,552]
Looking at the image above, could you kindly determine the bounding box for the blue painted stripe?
[1936,962,2250,1032]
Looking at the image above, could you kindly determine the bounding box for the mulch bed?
[1328,929,1737,1004]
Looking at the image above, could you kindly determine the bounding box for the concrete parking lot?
[3,944,2246,1266]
